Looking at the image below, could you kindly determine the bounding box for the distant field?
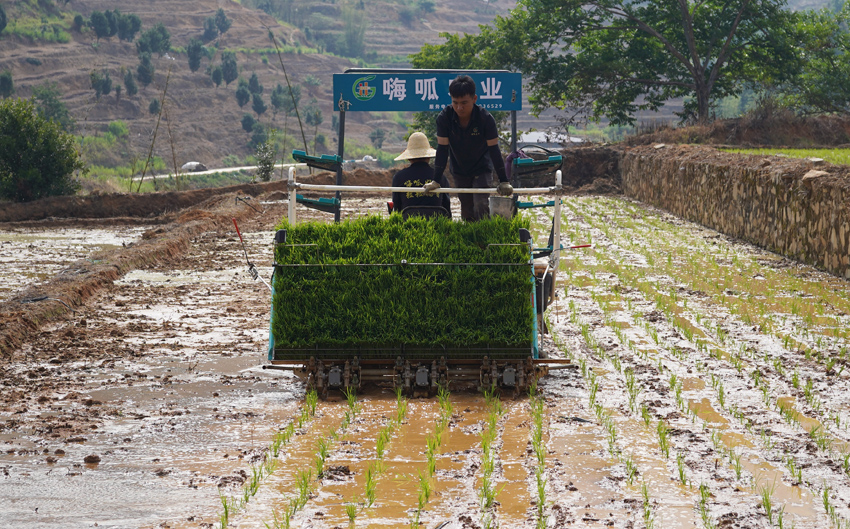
[721,148,850,166]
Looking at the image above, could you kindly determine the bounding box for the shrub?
[241,113,256,133]
[0,71,11,98]
[0,98,84,202]
[136,23,171,57]
[271,215,534,357]
[107,120,129,138]
[32,82,74,131]
[202,16,218,42]
[124,70,138,96]
[25,57,42,66]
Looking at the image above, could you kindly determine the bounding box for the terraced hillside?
[0,0,523,174]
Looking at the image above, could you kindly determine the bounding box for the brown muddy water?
[3,193,850,528]
[0,226,147,301]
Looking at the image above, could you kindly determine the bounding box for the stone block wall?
[621,145,850,278]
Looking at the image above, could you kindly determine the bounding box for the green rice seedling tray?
[269,215,535,361]
[292,150,342,172]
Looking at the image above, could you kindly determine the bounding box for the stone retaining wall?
[621,145,850,278]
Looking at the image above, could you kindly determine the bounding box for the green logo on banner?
[352,75,376,101]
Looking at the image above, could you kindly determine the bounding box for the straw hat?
[394,132,436,161]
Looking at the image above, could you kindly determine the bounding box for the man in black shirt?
[391,132,451,216]
[426,75,512,221]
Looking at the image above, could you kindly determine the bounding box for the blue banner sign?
[333,71,522,112]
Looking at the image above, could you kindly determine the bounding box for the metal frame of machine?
[261,69,571,397]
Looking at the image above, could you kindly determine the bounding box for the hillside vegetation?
[0,0,518,181]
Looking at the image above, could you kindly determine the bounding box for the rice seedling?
[657,421,671,459]
[698,482,716,529]
[809,425,833,452]
[417,470,431,510]
[624,367,642,412]
[365,464,377,507]
[641,404,653,427]
[624,455,638,485]
[345,502,357,525]
[641,481,655,529]
[757,477,778,524]
[785,456,803,484]
[729,450,743,480]
[676,452,688,486]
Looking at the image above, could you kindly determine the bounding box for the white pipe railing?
[285,168,561,226]
[293,183,556,194]
[288,167,297,226]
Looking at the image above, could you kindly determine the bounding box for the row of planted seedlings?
[572,195,850,424]
[478,388,506,529]
[269,389,358,528]
[528,382,548,529]
[553,199,820,525]
[216,389,319,529]
[552,196,850,527]
[409,386,453,528]
[565,197,850,485]
[531,201,810,527]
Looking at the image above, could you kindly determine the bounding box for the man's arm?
[486,138,508,184]
[433,135,449,182]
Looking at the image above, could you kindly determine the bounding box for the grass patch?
[720,148,850,166]
[271,215,533,355]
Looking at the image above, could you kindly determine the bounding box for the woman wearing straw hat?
[390,132,451,217]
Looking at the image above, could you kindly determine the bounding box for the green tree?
[0,71,12,99]
[211,66,223,87]
[250,121,268,148]
[90,70,112,99]
[241,113,256,134]
[32,82,74,131]
[117,13,142,42]
[252,93,267,118]
[342,4,367,58]
[187,38,204,73]
[270,83,287,119]
[221,51,238,86]
[73,14,84,32]
[104,10,119,38]
[136,23,171,57]
[413,0,801,125]
[215,8,232,35]
[90,11,109,42]
[202,16,218,42]
[305,101,323,152]
[0,98,84,202]
[149,97,161,115]
[236,84,250,108]
[0,4,6,35]
[369,127,386,149]
[779,3,850,113]
[255,129,277,182]
[137,53,155,88]
[124,70,138,96]
[248,72,263,95]
[114,83,122,101]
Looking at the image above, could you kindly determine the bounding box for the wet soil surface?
[2,192,849,528]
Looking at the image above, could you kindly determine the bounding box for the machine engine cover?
[501,365,517,387]
[328,366,343,387]
[415,365,430,387]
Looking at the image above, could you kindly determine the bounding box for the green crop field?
[721,148,850,166]
[271,214,535,358]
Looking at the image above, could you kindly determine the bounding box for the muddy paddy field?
[2,188,850,529]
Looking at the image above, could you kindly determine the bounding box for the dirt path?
[2,192,849,528]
